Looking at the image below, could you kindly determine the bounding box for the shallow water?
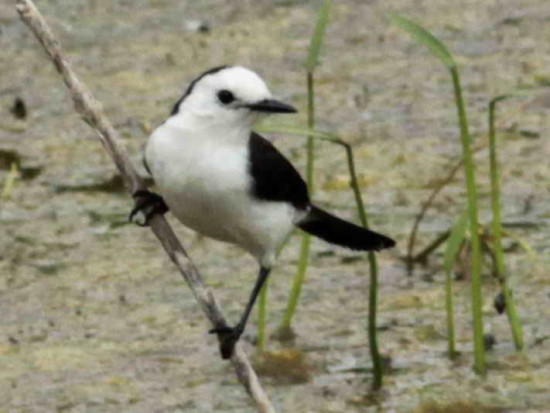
[1,0,549,412]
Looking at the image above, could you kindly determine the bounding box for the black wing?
[248,132,309,210]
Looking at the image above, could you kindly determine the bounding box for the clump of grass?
[392,15,486,375]
[400,90,527,357]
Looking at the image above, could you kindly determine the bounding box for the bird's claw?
[209,323,243,359]
[129,189,168,226]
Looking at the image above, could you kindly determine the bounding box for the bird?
[130,65,395,359]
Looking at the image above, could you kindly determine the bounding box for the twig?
[405,144,485,275]
[16,1,275,412]
[410,229,451,265]
[406,159,463,275]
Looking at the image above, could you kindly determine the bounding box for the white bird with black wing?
[131,65,395,359]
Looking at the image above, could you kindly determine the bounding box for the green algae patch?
[414,400,504,413]
[30,345,106,372]
[252,348,311,384]
[414,324,446,342]
[381,288,445,311]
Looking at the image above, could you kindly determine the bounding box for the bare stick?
[16,1,275,412]
[405,144,485,275]
[406,159,463,275]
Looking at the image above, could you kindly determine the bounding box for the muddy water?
[1,0,549,412]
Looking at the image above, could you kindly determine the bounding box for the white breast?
[145,122,296,266]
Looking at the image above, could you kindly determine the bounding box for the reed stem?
[343,144,383,390]
[257,278,269,352]
[488,98,524,350]
[451,67,485,375]
[445,268,456,358]
[280,72,316,331]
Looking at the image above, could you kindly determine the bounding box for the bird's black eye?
[217,90,235,105]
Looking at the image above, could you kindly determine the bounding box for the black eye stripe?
[218,90,235,105]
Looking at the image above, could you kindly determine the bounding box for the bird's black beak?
[246,99,297,114]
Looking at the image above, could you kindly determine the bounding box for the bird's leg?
[129,189,169,226]
[210,266,271,359]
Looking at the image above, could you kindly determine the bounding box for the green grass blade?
[280,1,333,333]
[259,123,385,388]
[488,95,524,350]
[390,14,456,69]
[281,47,321,332]
[451,67,486,376]
[367,250,382,390]
[394,14,485,374]
[257,279,269,352]
[258,234,292,347]
[1,162,19,200]
[500,230,537,260]
[255,124,346,145]
[340,143,384,390]
[280,234,311,331]
[490,90,535,104]
[443,208,468,359]
[443,209,469,274]
[305,0,331,72]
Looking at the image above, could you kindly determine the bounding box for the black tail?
[297,206,395,251]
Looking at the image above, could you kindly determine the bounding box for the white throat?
[165,108,257,146]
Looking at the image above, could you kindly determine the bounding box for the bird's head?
[170,66,297,130]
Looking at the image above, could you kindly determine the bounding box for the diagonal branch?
[15,1,275,412]
[406,159,464,275]
[405,144,485,275]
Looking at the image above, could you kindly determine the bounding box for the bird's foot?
[129,189,168,226]
[209,323,244,360]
